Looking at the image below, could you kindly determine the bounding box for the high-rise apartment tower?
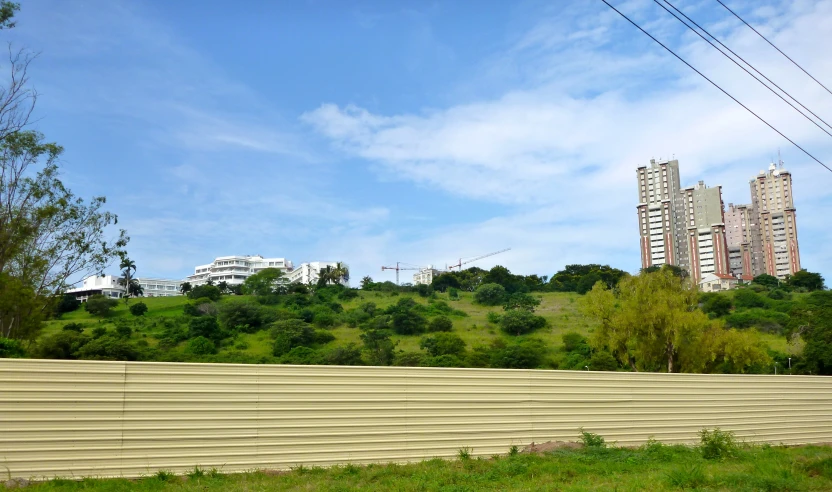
[749,162,800,278]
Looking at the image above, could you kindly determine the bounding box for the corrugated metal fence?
[2,358,831,479]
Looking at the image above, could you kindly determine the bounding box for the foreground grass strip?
[27,444,832,491]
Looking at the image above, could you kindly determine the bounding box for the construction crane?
[448,248,511,271]
[381,262,422,285]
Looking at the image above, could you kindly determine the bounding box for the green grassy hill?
[38,288,788,368]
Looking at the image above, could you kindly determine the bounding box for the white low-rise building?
[185,255,294,287]
[698,273,753,293]
[137,277,183,297]
[288,262,341,285]
[66,275,126,301]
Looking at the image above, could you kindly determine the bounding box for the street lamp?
[774,362,778,375]
[584,366,589,371]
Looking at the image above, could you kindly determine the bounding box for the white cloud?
[305,0,832,281]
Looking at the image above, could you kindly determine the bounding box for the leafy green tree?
[188,284,221,301]
[317,262,350,287]
[34,330,88,359]
[360,319,396,365]
[576,273,602,295]
[129,302,148,317]
[753,274,780,289]
[217,281,229,294]
[499,309,547,336]
[324,344,363,366]
[788,291,832,374]
[788,270,825,292]
[581,269,770,373]
[428,315,453,332]
[0,1,19,29]
[186,336,217,356]
[473,283,507,306]
[385,298,427,335]
[53,294,81,316]
[550,264,628,292]
[490,339,546,369]
[588,351,618,371]
[503,293,541,312]
[0,336,25,357]
[733,289,768,309]
[360,276,374,289]
[270,319,316,356]
[188,316,220,340]
[74,335,138,361]
[127,279,143,298]
[219,301,268,332]
[700,293,733,318]
[562,332,590,355]
[179,281,192,296]
[431,273,461,293]
[242,268,286,296]
[84,294,119,317]
[420,332,466,357]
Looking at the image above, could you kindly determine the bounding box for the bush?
[271,319,316,356]
[473,283,507,306]
[219,301,268,332]
[188,316,221,340]
[35,331,88,359]
[699,428,738,460]
[115,325,132,339]
[0,337,26,358]
[579,429,606,448]
[724,308,789,333]
[394,351,425,367]
[279,346,323,365]
[490,339,546,369]
[62,322,85,333]
[733,289,768,309]
[314,330,336,345]
[486,311,502,324]
[503,293,541,312]
[188,285,221,301]
[337,289,359,301]
[562,332,589,354]
[428,316,453,332]
[588,351,618,371]
[54,294,81,316]
[699,293,733,317]
[74,336,139,361]
[129,302,148,317]
[186,336,217,355]
[84,294,119,317]
[324,344,363,365]
[422,354,465,367]
[385,298,427,335]
[420,332,466,357]
[499,309,547,336]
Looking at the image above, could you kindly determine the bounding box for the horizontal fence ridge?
[1,358,831,480]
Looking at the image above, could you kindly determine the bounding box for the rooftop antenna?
[778,148,784,168]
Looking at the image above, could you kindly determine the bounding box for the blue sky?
[7,0,832,284]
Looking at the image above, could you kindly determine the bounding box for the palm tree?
[217,281,229,294]
[128,279,143,297]
[333,262,350,285]
[180,281,192,296]
[119,257,137,303]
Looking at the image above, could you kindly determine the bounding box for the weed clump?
[579,428,606,448]
[699,428,738,460]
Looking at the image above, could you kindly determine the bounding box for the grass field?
[41,290,597,364]
[24,443,832,491]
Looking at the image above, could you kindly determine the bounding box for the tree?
[581,269,770,373]
[179,281,192,296]
[270,319,317,356]
[700,293,733,318]
[788,270,825,292]
[427,315,453,332]
[385,298,427,335]
[0,1,19,30]
[753,274,780,289]
[549,264,629,292]
[420,332,466,357]
[0,37,127,340]
[188,284,221,301]
[788,291,832,374]
[186,336,216,356]
[53,294,81,317]
[129,302,147,317]
[84,294,118,317]
[119,257,136,303]
[127,279,143,298]
[473,283,507,306]
[499,309,547,336]
[503,293,541,312]
[242,268,286,296]
[576,273,602,295]
[360,323,396,366]
[217,281,229,294]
[188,316,220,340]
[360,276,373,289]
[317,262,350,287]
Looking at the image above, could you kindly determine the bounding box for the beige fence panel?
[2,359,831,480]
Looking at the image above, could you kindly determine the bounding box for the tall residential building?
[636,159,688,270]
[186,255,294,287]
[413,266,442,286]
[287,262,342,285]
[749,162,800,279]
[724,203,755,278]
[680,181,730,283]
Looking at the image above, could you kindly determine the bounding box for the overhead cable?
[598,0,832,173]
[657,0,832,136]
[715,0,832,97]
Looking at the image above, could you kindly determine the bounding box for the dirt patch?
[522,441,583,454]
[259,469,290,477]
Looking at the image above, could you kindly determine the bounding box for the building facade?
[636,159,688,271]
[724,203,755,278]
[749,163,801,279]
[413,266,442,286]
[185,255,294,287]
[66,275,126,301]
[286,262,339,285]
[681,181,730,283]
[136,278,183,297]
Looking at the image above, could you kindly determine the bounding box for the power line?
[598,0,832,174]
[656,0,832,136]
[715,0,832,97]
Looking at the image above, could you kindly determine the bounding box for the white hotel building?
[185,255,294,287]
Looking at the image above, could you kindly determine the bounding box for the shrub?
[188,316,221,340]
[490,339,546,369]
[115,325,132,339]
[422,354,466,367]
[271,319,316,356]
[0,337,26,358]
[84,294,119,317]
[311,306,339,328]
[219,301,267,332]
[279,346,323,365]
[499,309,547,336]
[428,315,453,332]
[699,293,732,317]
[324,344,363,365]
[503,293,541,312]
[486,311,502,324]
[129,302,148,317]
[386,298,427,335]
[420,332,466,357]
[337,289,359,301]
[62,322,85,333]
[699,428,738,460]
[734,289,768,309]
[579,429,606,448]
[35,331,88,359]
[186,336,217,355]
[74,336,139,361]
[188,285,221,301]
[562,332,589,354]
[473,283,507,306]
[313,330,336,345]
[724,308,789,333]
[54,294,81,316]
[394,351,424,367]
